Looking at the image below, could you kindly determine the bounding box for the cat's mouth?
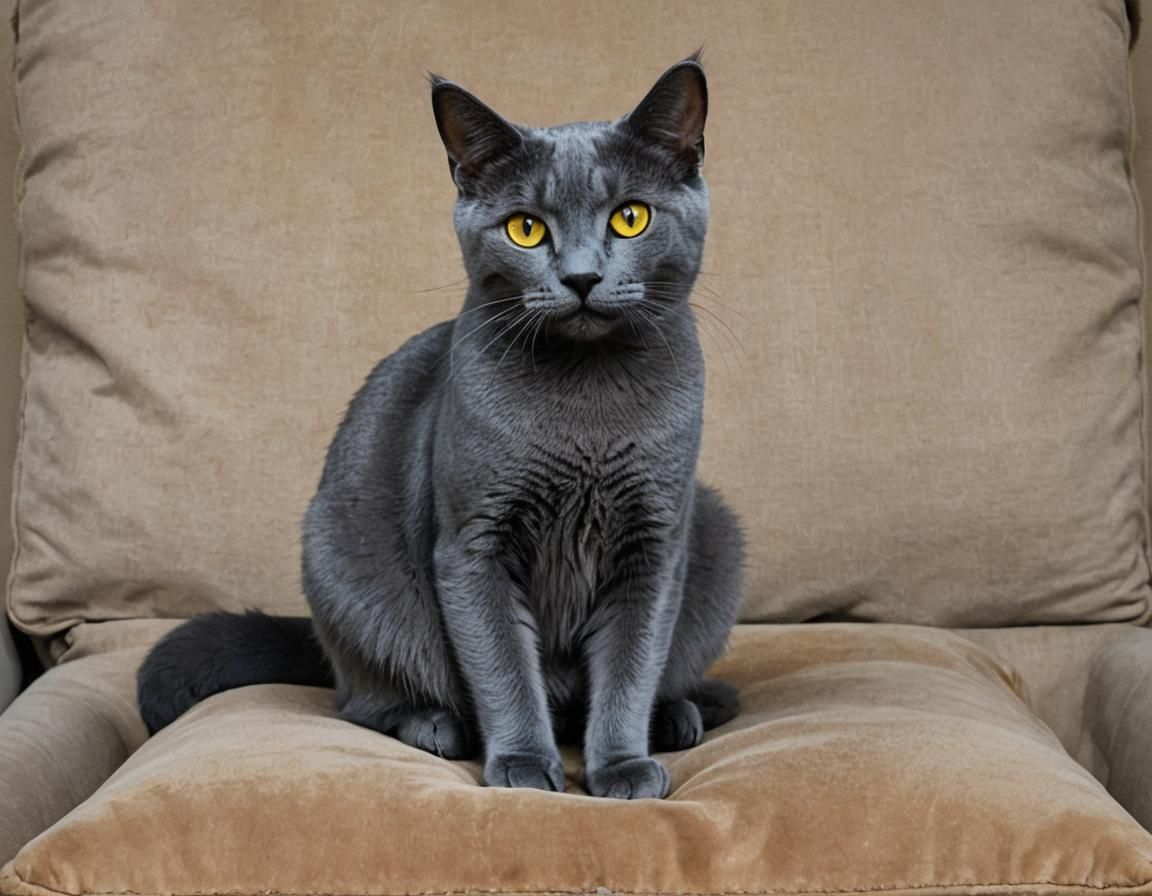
[547,303,627,342]
[521,296,629,341]
[560,305,619,322]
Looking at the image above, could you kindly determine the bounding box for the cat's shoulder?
[323,320,454,472]
[372,319,453,372]
[360,319,453,390]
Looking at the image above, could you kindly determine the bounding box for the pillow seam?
[1120,0,1152,601]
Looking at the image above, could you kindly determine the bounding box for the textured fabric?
[4,624,1152,896]
[1135,22,1152,520]
[0,647,148,869]
[1088,627,1152,833]
[49,619,180,664]
[954,623,1140,778]
[5,0,1150,636]
[51,617,1140,778]
[0,0,20,685]
[41,618,1143,780]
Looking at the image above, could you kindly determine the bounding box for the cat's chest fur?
[440,349,702,652]
[479,437,689,677]
[507,438,672,643]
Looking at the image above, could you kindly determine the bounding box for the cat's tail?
[136,610,333,735]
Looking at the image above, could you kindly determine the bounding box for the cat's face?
[432,59,709,344]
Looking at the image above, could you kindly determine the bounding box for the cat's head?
[431,56,709,344]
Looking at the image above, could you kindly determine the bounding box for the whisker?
[684,311,733,376]
[634,297,740,375]
[475,307,533,367]
[641,279,752,322]
[477,314,530,360]
[514,309,544,376]
[438,304,523,375]
[637,285,750,362]
[492,310,541,387]
[689,292,753,323]
[630,304,682,382]
[411,276,470,294]
[689,302,749,359]
[623,308,649,350]
[453,296,524,318]
[528,310,548,373]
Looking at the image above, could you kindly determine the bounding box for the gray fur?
[139,57,744,800]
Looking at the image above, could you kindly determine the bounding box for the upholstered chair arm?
[0,624,19,713]
[1087,627,1152,832]
[0,647,148,866]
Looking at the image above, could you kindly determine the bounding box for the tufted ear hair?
[429,75,523,187]
[625,53,708,174]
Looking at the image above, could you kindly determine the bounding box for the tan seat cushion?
[6,0,1151,639]
[42,617,1144,779]
[3,624,1151,896]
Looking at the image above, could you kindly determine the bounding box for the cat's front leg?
[582,551,685,800]
[434,538,564,792]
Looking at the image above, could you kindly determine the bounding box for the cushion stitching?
[9,864,1152,896]
[3,0,32,634]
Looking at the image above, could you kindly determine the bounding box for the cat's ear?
[625,54,708,173]
[430,76,522,187]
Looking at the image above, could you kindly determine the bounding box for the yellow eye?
[506,213,547,248]
[608,202,651,238]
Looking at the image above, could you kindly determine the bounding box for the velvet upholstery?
[45,617,1145,777]
[5,626,1152,896]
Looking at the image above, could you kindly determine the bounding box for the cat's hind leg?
[339,687,478,760]
[651,698,702,752]
[693,677,740,730]
[650,679,740,751]
[395,706,477,759]
[652,483,744,752]
[316,620,479,760]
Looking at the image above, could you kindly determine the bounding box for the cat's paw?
[586,756,670,800]
[693,678,741,730]
[395,708,477,760]
[485,751,565,791]
[651,698,703,752]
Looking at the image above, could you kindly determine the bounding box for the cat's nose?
[561,272,603,301]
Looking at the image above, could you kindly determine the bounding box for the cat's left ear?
[430,76,523,189]
[625,54,708,174]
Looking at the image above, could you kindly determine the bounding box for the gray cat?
[137,55,744,800]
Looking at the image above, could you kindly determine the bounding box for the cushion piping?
[1124,0,1152,604]
[6,869,1152,896]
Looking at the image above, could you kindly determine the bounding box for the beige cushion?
[48,618,181,664]
[3,624,1152,896]
[49,618,1145,775]
[45,616,1142,777]
[6,0,1150,636]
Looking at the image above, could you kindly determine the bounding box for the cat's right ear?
[430,76,522,189]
